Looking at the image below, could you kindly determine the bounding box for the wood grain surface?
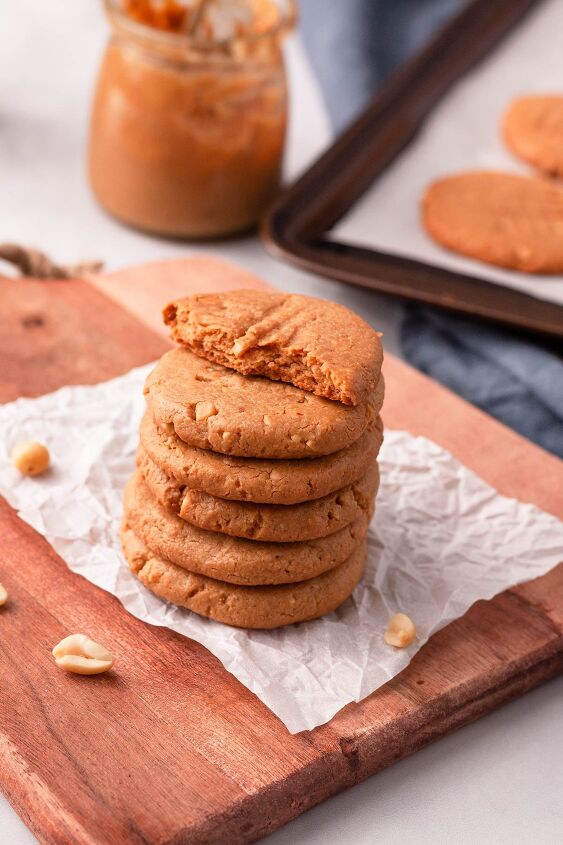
[0,257,561,845]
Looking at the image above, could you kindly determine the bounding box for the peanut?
[11,441,50,476]
[384,612,416,648]
[52,634,114,675]
[195,401,218,421]
[0,583,8,607]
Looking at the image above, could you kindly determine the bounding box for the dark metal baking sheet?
[263,0,563,338]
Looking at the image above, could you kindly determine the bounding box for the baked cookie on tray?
[121,523,367,629]
[144,347,383,459]
[138,446,379,542]
[139,410,384,505]
[163,289,384,406]
[503,95,563,178]
[422,170,563,273]
[124,471,370,586]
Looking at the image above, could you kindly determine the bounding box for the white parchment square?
[0,364,561,733]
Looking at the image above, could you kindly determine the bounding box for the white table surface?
[1,2,561,844]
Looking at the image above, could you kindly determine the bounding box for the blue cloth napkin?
[401,308,563,456]
[300,0,563,458]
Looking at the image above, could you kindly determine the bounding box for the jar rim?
[104,0,297,50]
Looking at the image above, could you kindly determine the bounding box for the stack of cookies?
[121,290,384,629]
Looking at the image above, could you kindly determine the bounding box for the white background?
[1,2,561,843]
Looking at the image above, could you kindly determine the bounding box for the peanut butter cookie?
[140,410,384,505]
[121,523,366,629]
[163,289,383,406]
[138,446,379,541]
[124,471,370,585]
[503,95,563,178]
[145,348,383,459]
[422,171,563,273]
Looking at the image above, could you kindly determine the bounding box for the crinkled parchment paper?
[333,0,563,307]
[0,364,561,733]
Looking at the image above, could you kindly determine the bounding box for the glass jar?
[88,0,295,238]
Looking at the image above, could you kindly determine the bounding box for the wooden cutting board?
[0,257,562,845]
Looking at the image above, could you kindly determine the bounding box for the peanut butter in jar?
[88,0,295,238]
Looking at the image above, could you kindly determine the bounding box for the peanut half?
[0,583,8,607]
[384,612,416,648]
[52,634,114,675]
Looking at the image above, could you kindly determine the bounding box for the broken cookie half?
[163,289,383,406]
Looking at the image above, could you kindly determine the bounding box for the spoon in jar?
[188,0,212,36]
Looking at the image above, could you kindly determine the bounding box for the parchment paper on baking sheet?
[332,0,563,308]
